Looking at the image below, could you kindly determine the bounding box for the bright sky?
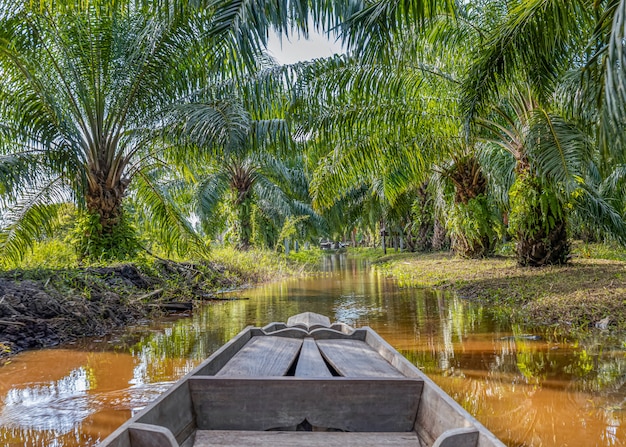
[267,28,345,65]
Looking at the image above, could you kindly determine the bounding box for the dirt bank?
[0,261,239,360]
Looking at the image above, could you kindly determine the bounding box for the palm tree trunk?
[85,181,125,235]
[431,218,449,251]
[235,193,253,250]
[446,155,495,257]
[516,216,568,266]
[511,171,569,266]
[78,174,136,260]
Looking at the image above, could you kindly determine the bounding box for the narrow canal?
[0,255,625,446]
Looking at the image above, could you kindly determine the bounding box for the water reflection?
[0,254,625,446]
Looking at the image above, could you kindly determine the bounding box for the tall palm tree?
[479,85,626,265]
[292,4,512,257]
[0,1,247,260]
[196,150,320,250]
[0,0,348,261]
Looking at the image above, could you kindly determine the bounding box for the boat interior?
[99,313,504,447]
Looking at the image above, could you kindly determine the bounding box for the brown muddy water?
[0,254,625,446]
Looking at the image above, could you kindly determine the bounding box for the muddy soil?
[0,262,231,360]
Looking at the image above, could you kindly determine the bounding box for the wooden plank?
[309,327,367,341]
[216,336,302,377]
[295,337,332,377]
[432,428,479,447]
[128,423,178,447]
[254,327,309,339]
[414,385,482,446]
[261,322,287,333]
[194,327,253,376]
[287,312,331,330]
[193,430,424,447]
[189,377,423,432]
[135,381,195,446]
[316,339,404,378]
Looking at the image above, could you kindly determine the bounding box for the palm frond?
[0,177,69,263]
[461,0,591,124]
[133,166,205,256]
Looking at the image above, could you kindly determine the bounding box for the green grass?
[0,240,325,307]
[0,239,79,270]
[369,245,626,332]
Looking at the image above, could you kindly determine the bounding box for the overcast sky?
[266,28,344,65]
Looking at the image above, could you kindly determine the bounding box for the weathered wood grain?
[252,327,309,339]
[309,327,367,340]
[189,377,423,432]
[193,430,424,447]
[128,423,178,447]
[414,384,475,444]
[316,339,404,377]
[135,381,194,446]
[261,322,288,332]
[194,327,253,376]
[329,322,355,333]
[287,312,331,330]
[432,427,479,447]
[216,336,302,376]
[295,337,333,377]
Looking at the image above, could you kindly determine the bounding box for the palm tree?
[0,0,348,261]
[460,1,626,173]
[479,85,626,265]
[292,5,510,258]
[0,1,237,260]
[196,150,320,250]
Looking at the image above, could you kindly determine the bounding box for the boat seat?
[295,337,333,377]
[316,339,405,377]
[216,336,302,376]
[192,430,424,446]
[189,377,423,432]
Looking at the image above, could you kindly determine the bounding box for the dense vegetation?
[2,2,626,298]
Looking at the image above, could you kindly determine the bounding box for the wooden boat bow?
[99,312,506,447]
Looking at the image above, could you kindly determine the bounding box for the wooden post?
[382,233,387,255]
[295,240,299,253]
[284,239,290,256]
[380,223,387,255]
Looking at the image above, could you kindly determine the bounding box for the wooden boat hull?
[99,313,506,447]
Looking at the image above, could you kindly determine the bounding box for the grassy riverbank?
[0,246,325,359]
[365,244,626,332]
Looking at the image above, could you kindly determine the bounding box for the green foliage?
[251,206,279,249]
[508,172,564,240]
[208,247,292,284]
[508,170,570,266]
[275,216,310,253]
[349,247,387,260]
[572,242,626,262]
[287,247,324,265]
[0,239,78,270]
[69,210,140,262]
[446,195,501,258]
